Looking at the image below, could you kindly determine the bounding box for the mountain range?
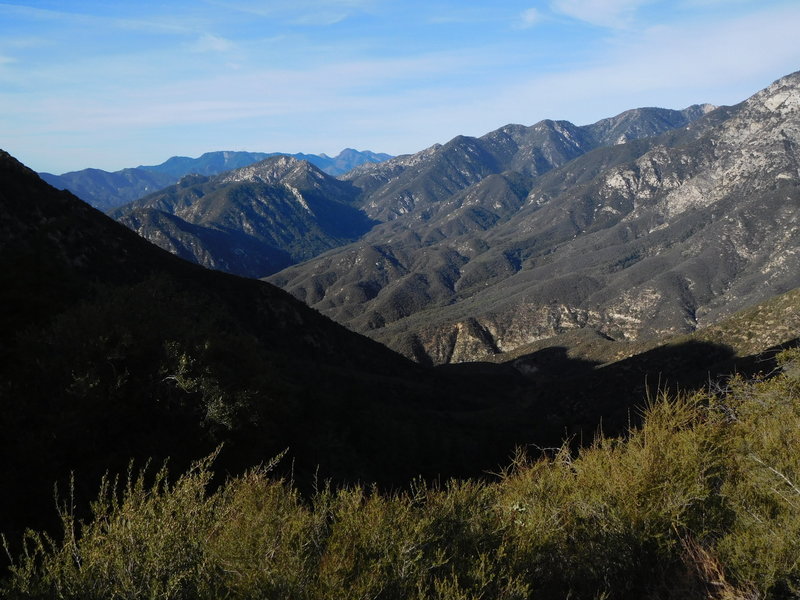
[98,74,800,368]
[112,105,720,281]
[39,148,392,212]
[268,73,800,364]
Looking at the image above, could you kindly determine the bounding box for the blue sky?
[2,0,800,174]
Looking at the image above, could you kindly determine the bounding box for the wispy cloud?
[517,8,543,29]
[0,3,73,21]
[678,0,754,6]
[0,35,52,50]
[189,33,235,53]
[426,6,509,25]
[3,47,486,135]
[549,0,652,28]
[495,3,800,124]
[206,0,375,24]
[0,2,194,35]
[290,11,349,26]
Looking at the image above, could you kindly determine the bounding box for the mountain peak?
[216,155,323,185]
[689,103,717,115]
[751,70,800,114]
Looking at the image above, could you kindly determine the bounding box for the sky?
[2,0,800,174]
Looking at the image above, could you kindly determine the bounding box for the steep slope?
[393,72,800,363]
[0,150,523,543]
[41,149,393,211]
[269,106,715,311]
[271,74,799,364]
[113,156,377,277]
[83,105,705,283]
[116,208,294,276]
[483,286,800,446]
[484,286,800,380]
[583,104,715,146]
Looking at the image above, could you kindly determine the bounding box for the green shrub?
[716,349,800,598]
[4,454,219,600]
[4,349,800,599]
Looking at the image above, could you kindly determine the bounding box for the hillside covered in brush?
[103,76,797,368]
[5,349,800,599]
[104,76,799,368]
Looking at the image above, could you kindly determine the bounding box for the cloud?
[290,11,349,26]
[0,2,194,35]
[0,35,51,50]
[207,0,375,24]
[427,7,503,25]
[493,3,800,125]
[6,0,800,174]
[190,34,235,53]
[549,0,652,28]
[517,8,542,29]
[7,48,483,136]
[677,0,753,6]
[0,3,68,21]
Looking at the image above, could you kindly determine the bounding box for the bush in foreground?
[4,349,800,599]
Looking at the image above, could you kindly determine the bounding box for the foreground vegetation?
[3,348,800,599]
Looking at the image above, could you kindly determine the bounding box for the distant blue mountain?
[40,149,393,212]
[138,149,392,178]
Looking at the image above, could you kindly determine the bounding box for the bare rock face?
[216,155,322,187]
[272,72,800,364]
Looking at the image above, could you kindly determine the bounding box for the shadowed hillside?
[0,150,515,545]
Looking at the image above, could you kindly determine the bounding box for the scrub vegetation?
[5,349,800,599]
